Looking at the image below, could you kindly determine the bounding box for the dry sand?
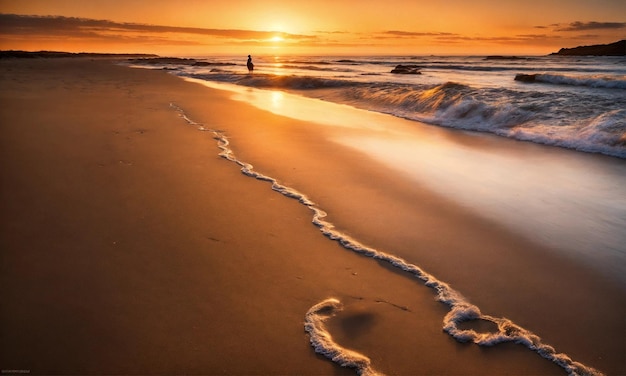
[0,58,622,375]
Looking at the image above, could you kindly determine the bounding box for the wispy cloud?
[314,30,350,35]
[382,30,459,38]
[0,13,314,41]
[344,29,568,47]
[554,21,626,31]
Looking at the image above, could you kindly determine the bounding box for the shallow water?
[333,132,626,286]
[188,79,626,288]
[144,54,626,158]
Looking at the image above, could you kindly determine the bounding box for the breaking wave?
[170,103,604,376]
[186,72,358,90]
[516,73,626,89]
[279,64,357,73]
[330,82,626,158]
[340,82,534,131]
[180,69,626,158]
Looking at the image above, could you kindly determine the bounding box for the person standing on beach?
[247,55,254,73]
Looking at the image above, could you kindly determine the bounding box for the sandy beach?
[1,58,624,375]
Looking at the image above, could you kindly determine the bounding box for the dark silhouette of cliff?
[551,40,625,56]
[0,50,158,59]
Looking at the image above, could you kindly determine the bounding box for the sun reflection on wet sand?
[270,90,283,109]
[183,78,626,285]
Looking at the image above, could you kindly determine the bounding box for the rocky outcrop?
[390,64,421,74]
[550,40,625,56]
[485,55,525,60]
[514,74,538,83]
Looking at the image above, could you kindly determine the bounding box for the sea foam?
[177,68,625,159]
[305,299,382,376]
[169,103,604,376]
[516,73,626,89]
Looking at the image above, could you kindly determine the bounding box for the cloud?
[554,21,626,31]
[0,13,314,41]
[315,30,350,35]
[348,30,566,47]
[382,30,459,38]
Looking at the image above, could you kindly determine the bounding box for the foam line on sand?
[170,103,602,376]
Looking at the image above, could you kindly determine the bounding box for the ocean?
[129,56,625,375]
[154,54,626,158]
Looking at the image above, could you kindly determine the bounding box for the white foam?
[534,73,626,89]
[169,103,604,376]
[304,299,383,376]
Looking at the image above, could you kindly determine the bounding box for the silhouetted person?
[247,55,254,72]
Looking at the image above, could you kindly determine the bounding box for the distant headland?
[0,50,157,59]
[550,40,625,56]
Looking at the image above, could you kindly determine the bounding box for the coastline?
[1,58,623,375]
[186,76,624,374]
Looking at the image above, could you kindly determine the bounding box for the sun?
[270,35,285,43]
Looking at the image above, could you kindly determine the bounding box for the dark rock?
[390,64,421,74]
[550,40,625,56]
[514,74,538,83]
[485,55,524,60]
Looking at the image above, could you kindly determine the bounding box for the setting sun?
[270,35,284,43]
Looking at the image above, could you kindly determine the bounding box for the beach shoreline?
[1,58,623,375]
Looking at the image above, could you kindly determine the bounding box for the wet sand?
[0,58,623,375]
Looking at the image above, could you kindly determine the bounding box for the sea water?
[162,55,626,158]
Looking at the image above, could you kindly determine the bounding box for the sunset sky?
[0,0,624,56]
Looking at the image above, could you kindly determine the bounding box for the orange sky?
[0,0,624,55]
